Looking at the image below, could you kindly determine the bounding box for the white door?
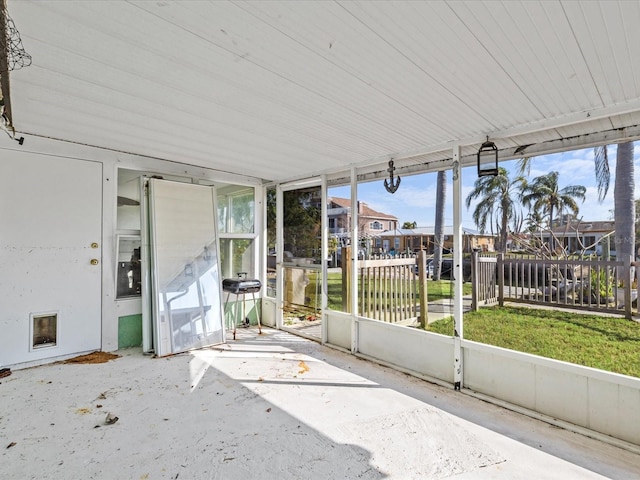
[148,179,225,356]
[0,152,102,367]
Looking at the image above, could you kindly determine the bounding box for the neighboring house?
[377,226,496,254]
[506,232,530,252]
[535,220,615,254]
[328,197,398,244]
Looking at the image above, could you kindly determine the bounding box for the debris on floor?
[298,361,309,374]
[0,367,11,378]
[62,351,120,364]
[105,412,119,425]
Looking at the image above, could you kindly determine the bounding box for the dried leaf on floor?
[298,361,309,374]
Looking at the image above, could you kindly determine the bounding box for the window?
[218,188,254,234]
[370,221,383,230]
[283,187,321,263]
[218,186,257,279]
[219,238,255,280]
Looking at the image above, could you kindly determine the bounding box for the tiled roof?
[328,197,397,220]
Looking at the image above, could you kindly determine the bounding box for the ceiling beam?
[324,123,640,187]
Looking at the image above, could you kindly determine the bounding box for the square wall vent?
[31,312,58,350]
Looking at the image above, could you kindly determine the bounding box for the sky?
[329,143,640,230]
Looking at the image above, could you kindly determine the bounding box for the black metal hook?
[384,160,401,194]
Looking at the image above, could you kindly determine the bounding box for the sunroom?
[1,1,640,452]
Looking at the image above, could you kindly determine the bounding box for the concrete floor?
[2,327,640,480]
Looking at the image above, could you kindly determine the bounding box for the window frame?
[217,187,258,279]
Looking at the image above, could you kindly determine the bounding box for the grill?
[222,278,262,294]
[222,274,262,339]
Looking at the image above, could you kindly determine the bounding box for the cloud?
[353,173,443,226]
[510,155,594,186]
[578,186,613,220]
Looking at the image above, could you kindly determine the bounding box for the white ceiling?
[6,0,640,185]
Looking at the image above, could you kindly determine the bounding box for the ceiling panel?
[5,0,640,184]
[564,1,640,105]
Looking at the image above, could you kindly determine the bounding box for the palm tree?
[520,171,586,253]
[465,167,526,252]
[433,170,446,280]
[595,142,636,263]
[524,209,545,233]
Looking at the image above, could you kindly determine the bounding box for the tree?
[402,221,417,229]
[465,167,526,252]
[524,209,545,233]
[433,170,446,280]
[635,199,640,242]
[281,188,321,258]
[595,142,636,263]
[266,187,320,253]
[266,188,277,249]
[520,171,586,253]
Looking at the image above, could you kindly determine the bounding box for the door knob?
[90,259,99,265]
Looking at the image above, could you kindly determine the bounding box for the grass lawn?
[426,280,472,301]
[427,306,640,378]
